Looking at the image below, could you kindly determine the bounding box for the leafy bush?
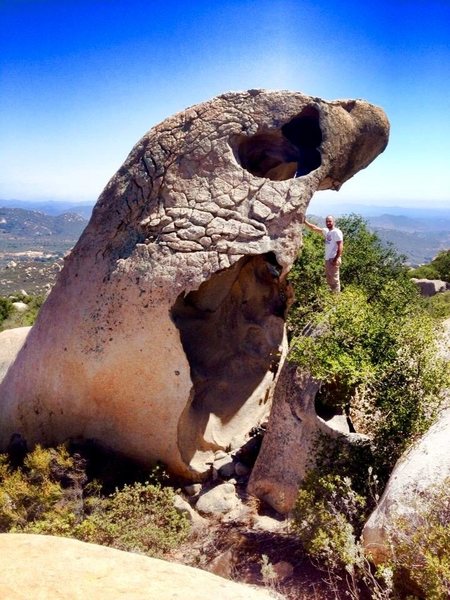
[77,481,190,556]
[390,477,450,599]
[409,249,450,282]
[291,471,394,599]
[291,473,365,569]
[288,215,449,597]
[409,264,440,280]
[290,283,448,480]
[432,250,450,282]
[0,297,13,325]
[423,290,450,320]
[0,294,44,331]
[0,445,76,531]
[0,445,189,557]
[337,214,408,299]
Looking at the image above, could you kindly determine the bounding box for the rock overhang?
[0,89,389,479]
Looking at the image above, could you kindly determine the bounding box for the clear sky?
[1,0,449,210]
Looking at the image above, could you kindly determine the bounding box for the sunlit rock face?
[0,534,278,600]
[0,90,389,478]
[363,407,450,564]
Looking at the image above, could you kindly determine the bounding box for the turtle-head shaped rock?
[0,90,389,478]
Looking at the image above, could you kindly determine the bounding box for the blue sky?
[1,0,449,211]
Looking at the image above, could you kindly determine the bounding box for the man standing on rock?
[304,215,343,292]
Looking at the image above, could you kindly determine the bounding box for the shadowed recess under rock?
[232,106,322,180]
[172,253,290,462]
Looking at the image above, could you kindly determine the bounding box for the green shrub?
[423,291,450,320]
[0,445,189,557]
[0,446,75,531]
[390,477,450,599]
[291,473,365,569]
[0,294,44,331]
[0,297,13,325]
[290,284,448,481]
[77,481,190,556]
[409,264,440,280]
[409,249,450,282]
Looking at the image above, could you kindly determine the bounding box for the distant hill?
[367,213,450,232]
[0,199,94,219]
[371,229,449,265]
[0,207,88,238]
[364,214,450,265]
[0,207,88,277]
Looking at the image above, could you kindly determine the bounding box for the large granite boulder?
[362,407,450,563]
[0,90,389,478]
[248,360,369,514]
[0,327,30,383]
[0,534,278,599]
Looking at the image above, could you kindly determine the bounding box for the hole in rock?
[232,106,322,180]
[171,253,290,464]
[314,384,355,431]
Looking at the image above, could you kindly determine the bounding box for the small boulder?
[272,561,294,581]
[196,482,241,515]
[0,327,31,384]
[412,278,449,297]
[173,494,207,528]
[11,301,28,313]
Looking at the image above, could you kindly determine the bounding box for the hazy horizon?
[2,196,450,220]
[1,0,450,210]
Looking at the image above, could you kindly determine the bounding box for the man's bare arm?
[333,240,343,263]
[304,219,323,234]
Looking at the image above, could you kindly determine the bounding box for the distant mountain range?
[0,207,88,238]
[365,214,450,265]
[0,199,94,219]
[0,207,88,268]
[0,200,449,266]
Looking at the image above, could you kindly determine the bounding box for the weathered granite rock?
[173,494,207,528]
[11,301,28,313]
[363,406,450,563]
[412,278,449,297]
[0,534,278,600]
[248,361,370,513]
[0,327,30,383]
[0,90,389,479]
[195,482,241,515]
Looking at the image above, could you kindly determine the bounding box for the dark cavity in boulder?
[232,106,322,180]
[171,253,289,460]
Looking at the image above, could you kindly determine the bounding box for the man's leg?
[325,259,341,293]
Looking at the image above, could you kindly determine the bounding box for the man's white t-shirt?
[322,227,343,260]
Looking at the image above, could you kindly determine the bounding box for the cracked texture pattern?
[0,90,389,478]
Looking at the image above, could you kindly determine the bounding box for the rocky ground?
[170,501,339,599]
[162,437,358,600]
[0,255,64,296]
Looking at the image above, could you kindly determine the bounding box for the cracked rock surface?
[0,89,389,478]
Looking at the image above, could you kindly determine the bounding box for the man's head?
[325,215,335,230]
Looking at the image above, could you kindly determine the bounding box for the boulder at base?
[363,407,450,563]
[0,90,389,479]
[0,327,30,383]
[0,533,278,600]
